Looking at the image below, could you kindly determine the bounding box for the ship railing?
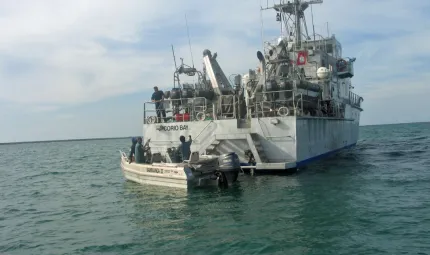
[309,33,329,53]
[248,90,303,117]
[218,95,237,119]
[349,91,363,108]
[143,97,208,124]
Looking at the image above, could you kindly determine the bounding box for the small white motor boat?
[119,139,241,189]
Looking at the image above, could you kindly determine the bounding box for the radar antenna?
[262,0,323,49]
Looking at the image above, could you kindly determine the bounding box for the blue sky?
[0,0,429,143]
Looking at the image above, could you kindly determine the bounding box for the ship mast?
[294,0,302,48]
[262,0,323,50]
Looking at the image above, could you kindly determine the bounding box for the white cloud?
[0,0,195,107]
[0,0,429,126]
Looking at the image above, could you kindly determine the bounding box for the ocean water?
[1,122,430,255]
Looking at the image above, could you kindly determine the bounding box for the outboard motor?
[167,147,181,163]
[216,152,240,187]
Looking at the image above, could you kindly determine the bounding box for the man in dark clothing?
[178,135,192,161]
[151,86,166,123]
[135,137,145,164]
[128,137,137,163]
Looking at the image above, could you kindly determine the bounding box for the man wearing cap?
[151,86,166,123]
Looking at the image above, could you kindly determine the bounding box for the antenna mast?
[294,0,302,48]
[171,44,178,70]
[171,45,180,88]
[310,4,316,42]
[185,14,195,68]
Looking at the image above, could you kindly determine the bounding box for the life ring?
[277,107,290,117]
[336,59,348,72]
[196,112,205,121]
[146,116,157,124]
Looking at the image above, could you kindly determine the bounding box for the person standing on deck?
[151,86,166,123]
[178,135,192,161]
[128,137,137,163]
[135,137,145,164]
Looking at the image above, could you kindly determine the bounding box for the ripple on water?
[1,125,430,254]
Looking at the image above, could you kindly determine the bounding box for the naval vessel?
[136,0,363,174]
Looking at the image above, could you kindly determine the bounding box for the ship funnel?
[256,50,266,75]
[257,51,264,63]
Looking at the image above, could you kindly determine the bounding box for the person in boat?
[151,86,166,123]
[135,137,145,164]
[178,135,192,161]
[128,137,137,163]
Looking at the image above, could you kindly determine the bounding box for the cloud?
[0,0,429,127]
[0,0,195,107]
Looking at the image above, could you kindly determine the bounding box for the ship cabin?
[299,35,363,110]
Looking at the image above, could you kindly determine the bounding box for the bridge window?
[326,44,333,54]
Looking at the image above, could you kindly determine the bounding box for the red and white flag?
[296,51,307,65]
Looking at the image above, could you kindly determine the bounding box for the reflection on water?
[121,175,309,254]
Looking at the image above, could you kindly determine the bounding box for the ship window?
[336,42,342,57]
[335,45,342,57]
[326,44,333,54]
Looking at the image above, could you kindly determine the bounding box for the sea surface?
[1,122,430,255]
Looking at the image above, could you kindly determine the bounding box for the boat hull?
[120,153,239,189]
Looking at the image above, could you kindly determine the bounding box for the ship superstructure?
[140,0,363,173]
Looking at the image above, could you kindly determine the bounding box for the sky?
[0,0,429,143]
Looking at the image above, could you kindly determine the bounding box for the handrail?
[218,95,237,119]
[193,120,214,142]
[349,91,363,107]
[248,89,303,117]
[144,87,349,123]
[143,97,209,124]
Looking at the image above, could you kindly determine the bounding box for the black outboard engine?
[167,147,181,163]
[216,152,240,187]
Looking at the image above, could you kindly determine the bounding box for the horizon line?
[0,136,138,146]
